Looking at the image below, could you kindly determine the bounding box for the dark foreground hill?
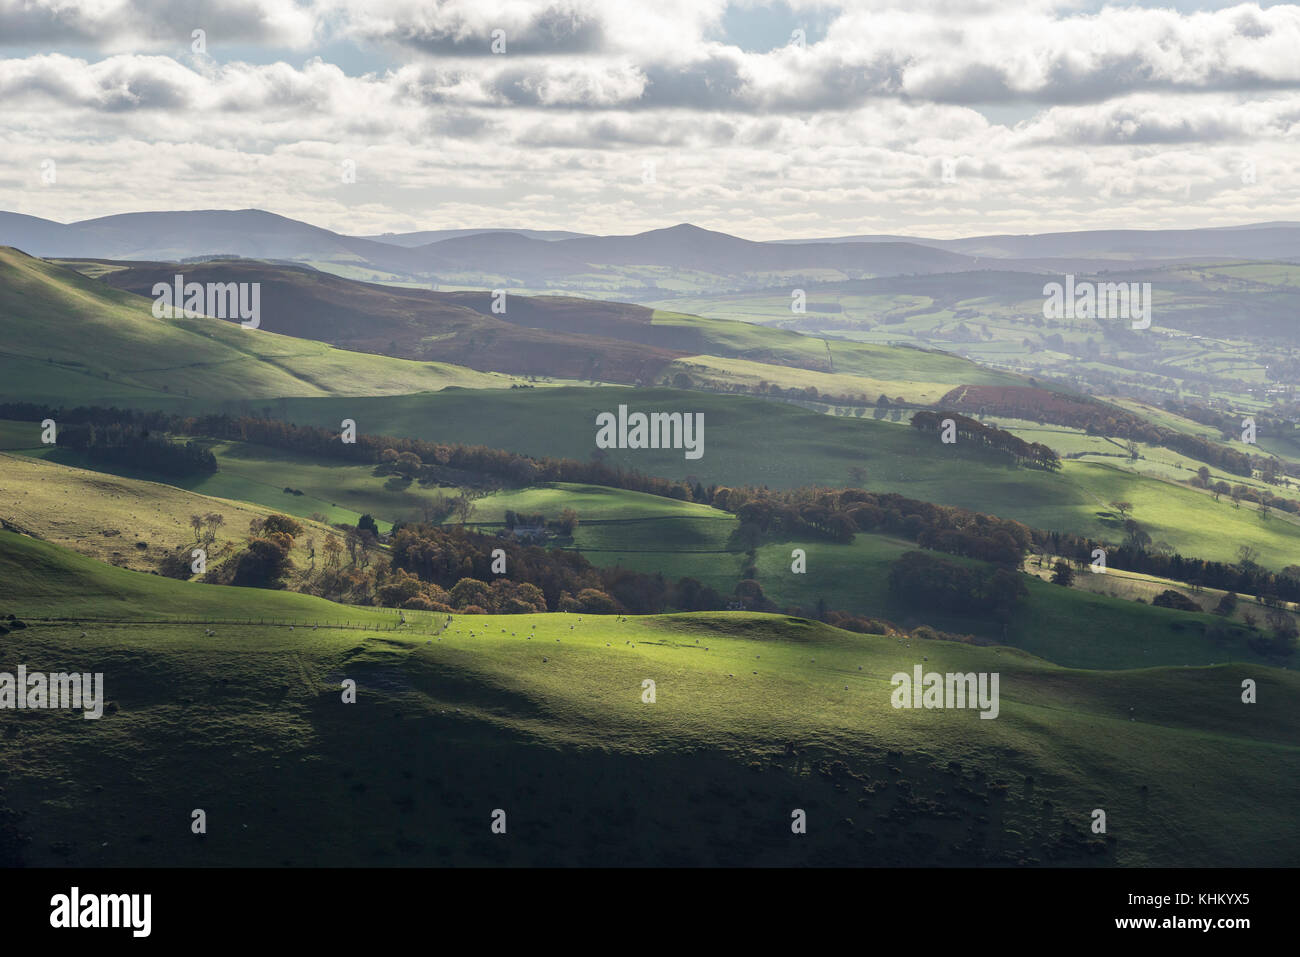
[0,530,1295,867]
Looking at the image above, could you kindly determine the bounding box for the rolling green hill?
[0,247,522,403]
[1,530,1296,868]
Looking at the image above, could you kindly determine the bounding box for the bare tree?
[203,512,224,544]
[452,491,484,526]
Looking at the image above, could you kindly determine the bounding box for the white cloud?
[2,1,1299,236]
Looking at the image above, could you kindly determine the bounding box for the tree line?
[909,411,1061,471]
[56,421,216,476]
[1037,529,1300,604]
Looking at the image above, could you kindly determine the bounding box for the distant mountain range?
[4,209,1300,297]
[772,222,1300,261]
[361,227,593,245]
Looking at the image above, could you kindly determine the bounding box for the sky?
[2,0,1299,239]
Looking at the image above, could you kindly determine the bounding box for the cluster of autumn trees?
[909,411,1062,471]
[55,421,216,476]
[887,551,1028,620]
[385,522,733,615]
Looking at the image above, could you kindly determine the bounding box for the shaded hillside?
[93,260,684,384]
[0,247,519,401]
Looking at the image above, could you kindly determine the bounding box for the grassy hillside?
[92,259,685,386]
[0,451,346,581]
[0,531,1295,867]
[0,247,522,403]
